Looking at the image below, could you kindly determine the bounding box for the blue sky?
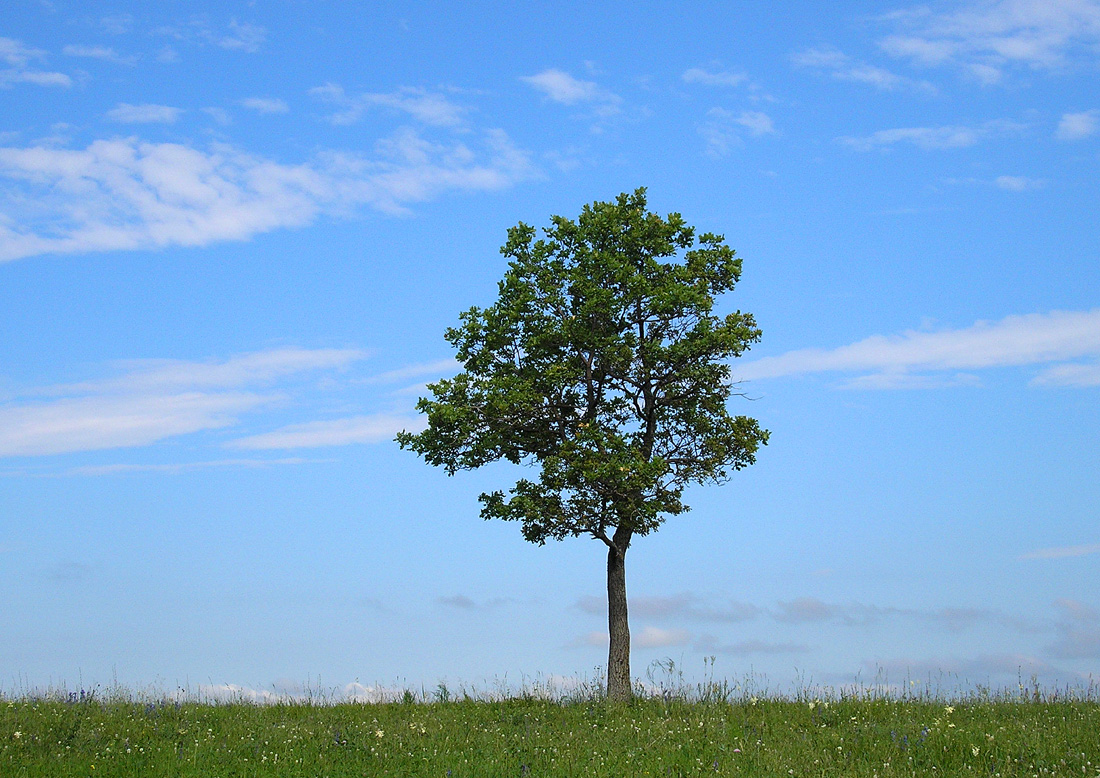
[1,0,1098,700]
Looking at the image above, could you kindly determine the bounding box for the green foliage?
[4,693,1098,776]
[397,189,768,545]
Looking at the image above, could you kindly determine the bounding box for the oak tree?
[397,189,768,700]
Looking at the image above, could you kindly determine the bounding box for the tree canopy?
[397,188,768,698]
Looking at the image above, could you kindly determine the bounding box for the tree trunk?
[606,527,632,701]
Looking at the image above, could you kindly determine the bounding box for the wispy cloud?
[698,637,811,655]
[995,175,1044,191]
[0,36,71,88]
[739,309,1100,388]
[792,46,937,93]
[1056,109,1099,140]
[62,44,135,65]
[229,413,424,450]
[106,103,183,123]
[878,0,1100,83]
[698,108,776,157]
[0,392,270,457]
[66,458,322,476]
[577,593,761,623]
[565,628,691,649]
[240,97,289,114]
[635,626,691,648]
[0,130,535,262]
[521,69,622,118]
[841,120,1023,150]
[359,358,460,385]
[0,348,365,458]
[99,14,134,36]
[681,67,748,87]
[1048,599,1100,659]
[209,20,267,53]
[1021,543,1100,559]
[310,84,466,127]
[64,347,365,394]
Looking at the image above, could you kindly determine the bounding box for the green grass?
[3,685,1098,776]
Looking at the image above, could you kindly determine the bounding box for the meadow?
[2,677,1098,777]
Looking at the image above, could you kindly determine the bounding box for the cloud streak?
[682,67,748,87]
[1021,543,1100,559]
[310,84,466,127]
[0,347,366,458]
[106,103,183,123]
[879,0,1100,83]
[842,120,1023,150]
[521,69,622,118]
[1056,109,1099,140]
[738,309,1100,387]
[0,130,536,262]
[229,413,425,450]
[0,36,71,87]
[792,46,936,93]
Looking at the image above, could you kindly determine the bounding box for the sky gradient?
[1,0,1098,700]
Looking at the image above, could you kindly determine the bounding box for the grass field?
[3,680,1098,776]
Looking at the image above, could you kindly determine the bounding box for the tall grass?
[3,670,1097,776]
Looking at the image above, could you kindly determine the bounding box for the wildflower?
[13,731,21,739]
[944,706,955,715]
[972,746,980,757]
[375,729,384,738]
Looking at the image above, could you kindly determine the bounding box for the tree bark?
[606,526,632,701]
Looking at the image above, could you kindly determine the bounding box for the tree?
[396,189,768,700]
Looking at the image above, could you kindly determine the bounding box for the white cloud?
[995,175,1043,190]
[698,108,775,157]
[0,347,366,458]
[106,103,183,124]
[635,626,691,648]
[844,125,981,150]
[360,358,460,385]
[67,458,319,476]
[99,14,134,35]
[203,107,232,125]
[704,638,811,655]
[240,97,289,114]
[1021,543,1100,559]
[212,20,267,53]
[0,36,71,88]
[1048,599,1100,659]
[681,67,748,87]
[521,69,621,116]
[1032,362,1100,386]
[566,628,691,649]
[62,44,135,65]
[738,308,1100,387]
[774,597,836,623]
[1056,109,1099,140]
[0,392,270,457]
[736,110,775,136]
[842,119,1024,150]
[310,84,466,127]
[792,46,937,93]
[66,347,365,394]
[0,130,535,262]
[229,413,424,450]
[567,630,609,648]
[0,37,44,67]
[879,0,1100,81]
